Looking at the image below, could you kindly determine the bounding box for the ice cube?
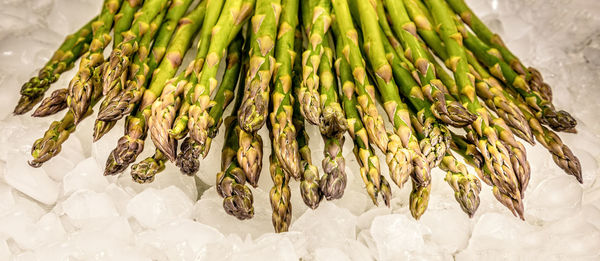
[313,247,351,261]
[290,201,357,250]
[116,162,198,202]
[135,219,224,261]
[4,149,59,205]
[0,239,9,261]
[369,214,430,260]
[62,157,108,196]
[419,208,472,253]
[230,233,298,261]
[527,175,583,222]
[127,186,193,228]
[60,190,119,227]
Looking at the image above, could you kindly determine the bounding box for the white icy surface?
[0,0,599,260]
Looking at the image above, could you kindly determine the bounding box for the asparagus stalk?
[236,127,264,187]
[32,89,69,117]
[335,37,391,206]
[293,90,323,209]
[113,0,143,47]
[441,153,482,218]
[66,0,122,123]
[318,34,347,137]
[148,0,229,160]
[176,33,245,175]
[186,0,255,145]
[320,136,347,200]
[382,0,474,127]
[270,0,301,179]
[237,0,282,132]
[452,133,524,218]
[102,0,170,95]
[445,0,554,101]
[130,149,166,183]
[104,3,207,175]
[355,0,430,188]
[268,130,292,232]
[426,0,523,211]
[331,0,388,153]
[94,8,168,141]
[297,0,332,125]
[217,117,255,220]
[15,17,95,115]
[462,30,576,133]
[97,0,194,122]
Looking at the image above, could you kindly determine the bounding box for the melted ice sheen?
[0,0,599,260]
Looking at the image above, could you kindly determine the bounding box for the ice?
[126,186,193,228]
[62,157,108,196]
[526,175,583,222]
[4,150,59,205]
[60,190,119,227]
[0,0,598,259]
[135,219,224,261]
[369,214,430,260]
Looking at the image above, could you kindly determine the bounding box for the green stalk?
[217,116,255,220]
[269,141,292,232]
[15,17,95,115]
[426,0,523,212]
[331,0,388,153]
[113,0,143,47]
[297,0,332,125]
[382,0,474,127]
[270,0,301,179]
[354,0,430,188]
[94,7,168,141]
[97,0,194,121]
[104,3,207,176]
[237,0,282,132]
[102,0,170,95]
[461,30,576,133]
[335,36,391,206]
[186,0,256,145]
[318,34,347,137]
[66,0,122,123]
[176,33,244,175]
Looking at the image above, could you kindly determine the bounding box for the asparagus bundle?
[20,0,586,231]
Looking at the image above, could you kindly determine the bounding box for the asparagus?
[104,3,207,175]
[441,153,482,217]
[237,0,282,132]
[66,0,122,123]
[148,0,228,159]
[130,149,166,183]
[382,0,474,127]
[113,0,143,47]
[297,0,332,125]
[335,38,391,206]
[186,0,255,145]
[355,0,430,188]
[269,137,292,232]
[14,17,95,115]
[270,0,301,179]
[461,30,576,133]
[452,133,524,218]
[97,0,194,122]
[176,33,244,175]
[331,0,388,153]
[32,89,69,117]
[320,136,347,200]
[379,19,450,170]
[293,90,323,209]
[102,0,169,95]
[237,128,264,187]
[446,0,554,101]
[29,78,104,167]
[217,117,255,220]
[426,0,523,212]
[318,34,347,137]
